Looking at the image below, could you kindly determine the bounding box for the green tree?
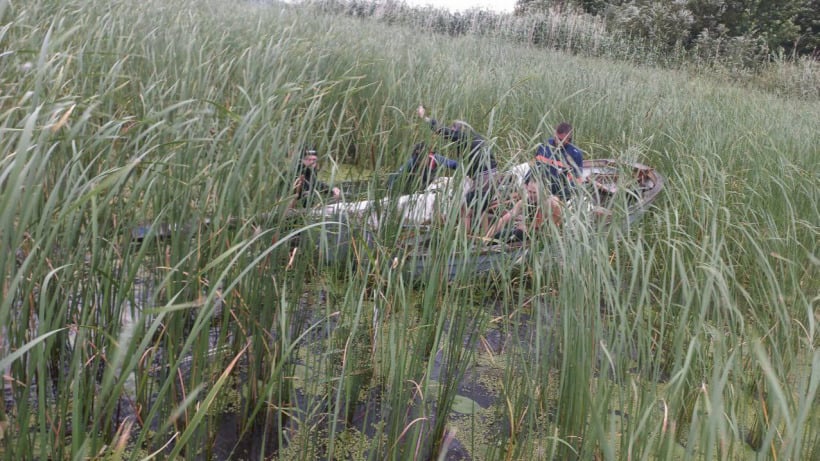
[517,0,818,55]
[606,1,696,48]
[792,0,819,55]
[686,0,811,52]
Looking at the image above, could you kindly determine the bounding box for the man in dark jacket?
[293,146,340,208]
[387,142,458,192]
[417,105,496,178]
[534,122,584,200]
[417,105,498,232]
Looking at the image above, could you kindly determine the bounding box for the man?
[535,122,584,200]
[293,146,341,208]
[387,142,458,192]
[417,105,496,177]
[417,105,498,232]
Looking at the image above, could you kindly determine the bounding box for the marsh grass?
[307,0,820,101]
[0,0,817,459]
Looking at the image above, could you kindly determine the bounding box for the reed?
[0,0,817,459]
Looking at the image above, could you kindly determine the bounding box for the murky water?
[193,291,566,460]
[3,264,771,460]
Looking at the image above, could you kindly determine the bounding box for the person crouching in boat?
[483,166,562,242]
[387,142,458,193]
[417,104,499,233]
[535,122,584,201]
[291,146,341,209]
[282,146,343,268]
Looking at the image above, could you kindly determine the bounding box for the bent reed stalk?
[0,0,817,460]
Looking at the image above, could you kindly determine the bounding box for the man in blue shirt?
[534,122,584,200]
[387,142,458,192]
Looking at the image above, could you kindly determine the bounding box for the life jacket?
[422,151,438,185]
[535,153,579,183]
[409,150,437,172]
[427,151,437,170]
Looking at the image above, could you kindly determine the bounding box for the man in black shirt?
[417,105,499,233]
[293,146,340,207]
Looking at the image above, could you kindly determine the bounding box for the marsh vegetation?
[0,0,817,459]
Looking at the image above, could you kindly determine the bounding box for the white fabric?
[312,163,531,229]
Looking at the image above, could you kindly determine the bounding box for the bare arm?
[418,105,462,142]
[484,200,523,239]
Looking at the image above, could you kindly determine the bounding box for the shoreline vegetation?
[300,0,819,101]
[1,0,818,460]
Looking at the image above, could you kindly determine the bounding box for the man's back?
[535,139,584,200]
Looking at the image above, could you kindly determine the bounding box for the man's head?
[525,178,541,202]
[523,167,545,202]
[555,122,573,147]
[450,120,472,134]
[300,147,319,169]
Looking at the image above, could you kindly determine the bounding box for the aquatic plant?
[0,0,817,459]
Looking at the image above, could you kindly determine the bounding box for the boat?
[365,159,665,280]
[288,159,664,276]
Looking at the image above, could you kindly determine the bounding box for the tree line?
[303,0,818,87]
[515,0,819,58]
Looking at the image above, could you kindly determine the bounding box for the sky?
[401,0,517,13]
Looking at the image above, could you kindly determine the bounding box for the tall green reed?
[1,0,817,459]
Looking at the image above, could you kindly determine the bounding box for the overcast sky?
[401,0,516,13]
